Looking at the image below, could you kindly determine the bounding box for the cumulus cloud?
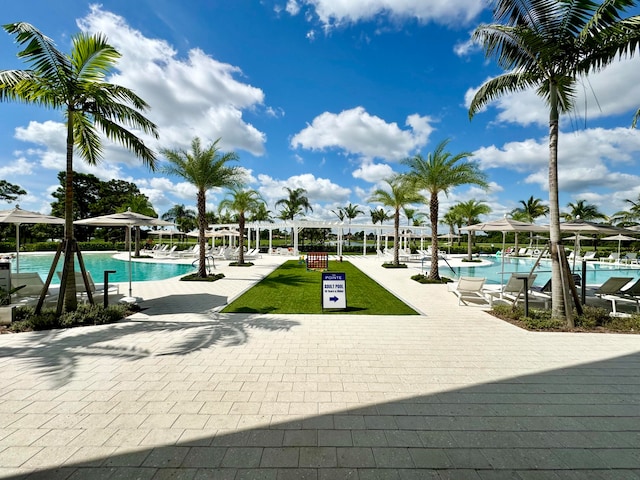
[77,5,267,155]
[473,127,640,194]
[352,161,394,183]
[465,57,640,128]
[294,0,486,28]
[291,107,435,160]
[257,173,352,210]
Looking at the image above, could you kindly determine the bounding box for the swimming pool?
[452,255,640,286]
[10,253,195,283]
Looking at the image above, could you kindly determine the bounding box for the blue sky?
[1,0,640,226]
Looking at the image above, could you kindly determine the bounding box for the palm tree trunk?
[548,84,572,325]
[62,114,78,312]
[197,189,207,277]
[429,193,440,280]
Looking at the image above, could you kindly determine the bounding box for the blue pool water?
[451,255,640,286]
[10,253,194,283]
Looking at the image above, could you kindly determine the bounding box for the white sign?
[322,272,346,310]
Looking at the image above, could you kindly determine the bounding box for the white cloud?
[0,157,33,178]
[297,0,486,28]
[291,107,435,160]
[352,161,394,183]
[286,0,301,15]
[77,5,267,156]
[466,57,640,128]
[473,127,640,194]
[257,173,352,210]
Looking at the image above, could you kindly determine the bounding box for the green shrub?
[382,263,408,268]
[575,305,610,329]
[10,303,132,332]
[410,274,453,284]
[521,316,565,330]
[181,273,225,282]
[603,314,640,332]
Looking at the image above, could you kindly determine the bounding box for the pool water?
[453,255,640,286]
[10,253,194,283]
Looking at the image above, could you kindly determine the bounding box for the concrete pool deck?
[0,254,639,479]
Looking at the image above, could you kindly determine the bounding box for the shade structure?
[601,234,637,259]
[464,218,548,287]
[75,209,174,300]
[0,206,64,273]
[559,219,627,235]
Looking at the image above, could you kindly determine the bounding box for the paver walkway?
[0,255,639,479]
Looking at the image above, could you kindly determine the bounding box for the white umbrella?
[601,234,637,260]
[148,228,182,246]
[75,209,173,300]
[464,217,548,287]
[0,206,64,273]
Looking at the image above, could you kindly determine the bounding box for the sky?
[1,0,640,228]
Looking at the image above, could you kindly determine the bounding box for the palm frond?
[94,115,157,169]
[72,112,102,165]
[468,72,534,118]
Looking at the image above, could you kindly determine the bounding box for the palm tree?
[611,194,640,226]
[454,200,492,261]
[404,139,488,280]
[442,208,464,246]
[275,187,313,246]
[370,208,391,225]
[161,137,243,278]
[342,203,363,245]
[512,196,549,247]
[561,199,608,222]
[1,23,158,313]
[469,0,640,323]
[219,188,263,265]
[368,175,425,267]
[162,204,197,233]
[331,207,346,222]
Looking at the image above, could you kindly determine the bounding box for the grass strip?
[221,260,418,315]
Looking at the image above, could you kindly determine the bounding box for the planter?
[0,305,16,326]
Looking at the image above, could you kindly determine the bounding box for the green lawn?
[221,260,418,315]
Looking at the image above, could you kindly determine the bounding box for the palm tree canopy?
[161,137,243,192]
[219,188,264,218]
[562,199,608,221]
[275,187,313,220]
[403,139,488,196]
[469,0,640,120]
[453,200,492,224]
[512,196,549,223]
[1,22,159,167]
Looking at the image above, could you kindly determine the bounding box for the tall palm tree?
[512,196,549,247]
[469,0,640,323]
[275,187,313,246]
[561,199,608,222]
[1,23,158,312]
[611,194,640,226]
[219,188,263,265]
[404,139,488,280]
[162,204,197,233]
[368,175,425,267]
[454,200,492,261]
[161,137,243,277]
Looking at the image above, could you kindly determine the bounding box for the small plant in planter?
[229,262,254,267]
[382,263,408,269]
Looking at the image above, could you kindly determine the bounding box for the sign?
[321,272,346,310]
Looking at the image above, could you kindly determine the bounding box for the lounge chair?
[599,252,619,263]
[621,252,637,264]
[580,251,597,261]
[153,245,177,258]
[590,277,636,314]
[10,272,58,307]
[484,273,539,307]
[57,271,119,303]
[449,277,489,306]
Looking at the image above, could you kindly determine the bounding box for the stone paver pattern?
[0,254,639,479]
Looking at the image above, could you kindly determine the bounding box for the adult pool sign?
[321,272,347,310]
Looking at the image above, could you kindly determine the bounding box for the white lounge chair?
[153,245,177,258]
[10,272,58,307]
[449,277,489,306]
[599,252,619,263]
[591,277,638,315]
[484,273,539,307]
[57,271,119,303]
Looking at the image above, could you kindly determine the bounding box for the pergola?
[208,220,432,256]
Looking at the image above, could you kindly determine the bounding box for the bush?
[382,263,408,268]
[180,273,225,282]
[575,305,610,329]
[411,274,452,284]
[9,303,133,332]
[603,314,640,332]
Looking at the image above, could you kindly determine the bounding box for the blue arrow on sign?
[330,296,339,302]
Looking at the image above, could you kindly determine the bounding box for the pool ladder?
[192,255,216,275]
